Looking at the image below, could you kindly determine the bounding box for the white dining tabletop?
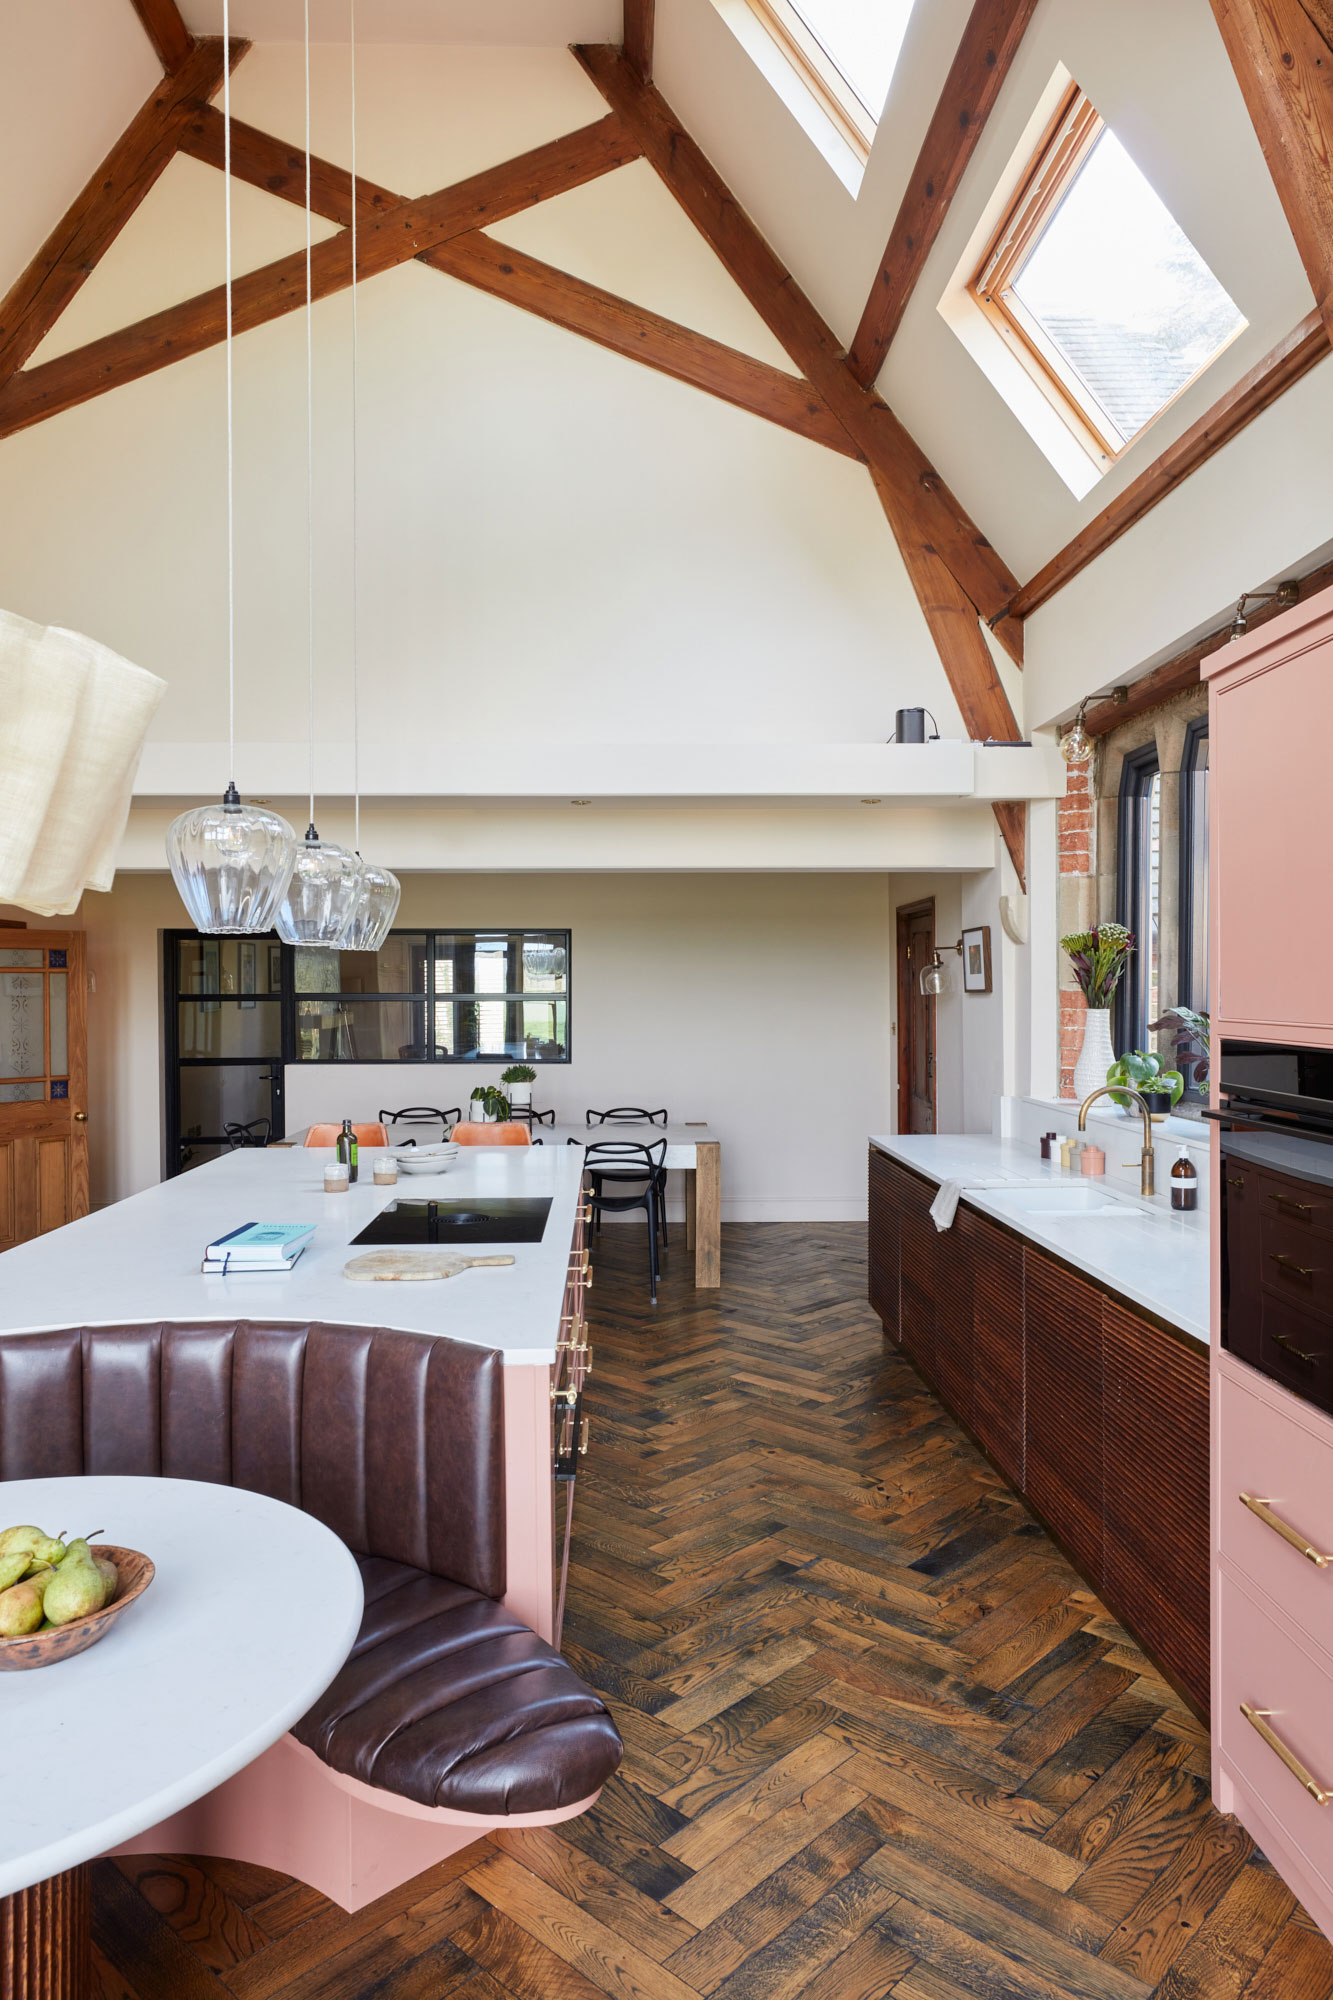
[537,1122,715,1169]
[0,1475,363,1898]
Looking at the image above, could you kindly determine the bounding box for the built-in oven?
[1212,1040,1333,1417]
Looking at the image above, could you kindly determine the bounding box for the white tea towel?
[0,606,165,916]
[929,1175,1047,1231]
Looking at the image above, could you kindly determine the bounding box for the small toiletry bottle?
[1060,1137,1074,1171]
[1080,1145,1105,1177]
[1171,1147,1198,1211]
[1040,1134,1053,1160]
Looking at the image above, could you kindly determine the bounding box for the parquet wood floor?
[94,1224,1333,1998]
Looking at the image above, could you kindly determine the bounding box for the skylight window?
[971,86,1246,459]
[746,0,914,157]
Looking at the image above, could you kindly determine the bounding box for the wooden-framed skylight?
[970,83,1247,463]
[743,0,914,161]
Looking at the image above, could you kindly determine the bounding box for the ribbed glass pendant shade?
[339,856,401,952]
[273,826,361,946]
[166,785,298,934]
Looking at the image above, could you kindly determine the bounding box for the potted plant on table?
[468,1084,511,1123]
[501,1063,536,1112]
[1105,1049,1185,1118]
[1060,924,1135,1104]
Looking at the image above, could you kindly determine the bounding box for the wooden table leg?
[0,1866,90,1999]
[694,1142,721,1288]
[685,1168,697,1251]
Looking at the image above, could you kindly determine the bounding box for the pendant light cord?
[350,0,361,857]
[223,0,235,788]
[304,0,316,838]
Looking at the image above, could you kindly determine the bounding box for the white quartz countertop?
[870,1133,1209,1344]
[0,1145,586,1366]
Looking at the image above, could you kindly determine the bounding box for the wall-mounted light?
[1059,700,1093,765]
[1229,580,1299,638]
[919,937,963,996]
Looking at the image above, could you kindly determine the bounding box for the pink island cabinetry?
[1205,580,1333,1940]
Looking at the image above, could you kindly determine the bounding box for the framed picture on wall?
[962,926,992,995]
[267,944,283,992]
[239,941,256,1010]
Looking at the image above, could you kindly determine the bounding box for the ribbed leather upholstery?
[0,1322,622,1813]
[294,1555,623,1810]
[0,1321,505,1596]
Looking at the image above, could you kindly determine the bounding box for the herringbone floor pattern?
[93,1224,1333,1998]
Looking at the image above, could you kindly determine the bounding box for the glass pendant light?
[274,0,360,949]
[334,0,400,954]
[165,0,297,932]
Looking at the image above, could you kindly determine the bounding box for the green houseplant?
[469,1083,511,1124]
[501,1063,536,1112]
[1150,1006,1210,1089]
[1105,1048,1185,1115]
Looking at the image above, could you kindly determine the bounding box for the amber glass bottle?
[1170,1147,1197,1211]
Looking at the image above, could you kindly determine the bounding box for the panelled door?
[0,930,88,1249]
[897,899,936,1135]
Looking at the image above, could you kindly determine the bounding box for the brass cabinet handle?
[73,1111,88,1122]
[1271,1253,1318,1278]
[1241,1703,1331,1804]
[579,1416,590,1457]
[1275,1332,1318,1365]
[1240,1493,1332,1566]
[1270,1193,1315,1214]
[1226,1176,1246,1188]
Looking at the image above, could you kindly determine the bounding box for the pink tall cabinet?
[1205,581,1333,1940]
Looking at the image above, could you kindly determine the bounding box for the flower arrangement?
[1060,924,1135,1010]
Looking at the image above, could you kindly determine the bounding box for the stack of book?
[202,1222,316,1276]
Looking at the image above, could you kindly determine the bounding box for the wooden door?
[896,899,936,1134]
[0,931,88,1250]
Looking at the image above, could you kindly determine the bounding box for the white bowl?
[393,1145,460,1175]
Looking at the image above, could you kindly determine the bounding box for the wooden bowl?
[0,1546,155,1672]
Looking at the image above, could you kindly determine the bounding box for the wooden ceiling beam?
[1209,0,1333,338]
[624,0,656,83]
[177,112,850,453]
[426,233,854,455]
[0,117,638,441]
[0,37,242,391]
[1081,551,1333,737]
[572,43,1022,651]
[1008,307,1329,619]
[846,0,1039,387]
[128,0,194,74]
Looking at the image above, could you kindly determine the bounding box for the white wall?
[12,871,897,1220]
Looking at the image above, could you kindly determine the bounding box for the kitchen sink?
[990,1186,1137,1217]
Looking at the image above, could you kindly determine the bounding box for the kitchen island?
[869,1132,1210,1717]
[0,1141,591,1642]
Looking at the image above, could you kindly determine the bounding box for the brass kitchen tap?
[1078,1086,1156,1198]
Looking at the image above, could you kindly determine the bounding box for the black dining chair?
[379,1106,461,1145]
[586,1109,670,1245]
[576,1137,668,1303]
[224,1117,271,1149]
[508,1105,555,1128]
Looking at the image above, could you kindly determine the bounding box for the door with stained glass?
[0,929,88,1249]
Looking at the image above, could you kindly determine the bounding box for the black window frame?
[1115,743,1160,1055]
[1177,716,1209,1013]
[164,925,571,1176]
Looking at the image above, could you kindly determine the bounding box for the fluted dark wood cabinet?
[868,1145,1210,1717]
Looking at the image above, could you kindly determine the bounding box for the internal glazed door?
[0,930,88,1249]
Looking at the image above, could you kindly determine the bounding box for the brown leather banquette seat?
[0,1320,622,1815]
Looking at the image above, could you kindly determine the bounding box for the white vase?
[470,1101,490,1123]
[507,1082,532,1109]
[1072,1008,1116,1106]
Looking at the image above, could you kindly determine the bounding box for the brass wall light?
[919,938,963,997]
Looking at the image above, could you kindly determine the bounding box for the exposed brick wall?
[1058,760,1093,1096]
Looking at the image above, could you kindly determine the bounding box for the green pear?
[0,1552,33,1593]
[0,1569,52,1637]
[41,1540,104,1627]
[93,1556,118,1607]
[0,1525,64,1567]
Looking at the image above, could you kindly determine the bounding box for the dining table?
[0,1474,362,2000]
[539,1122,722,1287]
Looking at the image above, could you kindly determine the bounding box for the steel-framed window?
[1116,745,1161,1055]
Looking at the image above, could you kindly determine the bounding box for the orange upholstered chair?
[304,1122,389,1148]
[451,1122,532,1147]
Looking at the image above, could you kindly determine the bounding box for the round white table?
[0,1475,362,1998]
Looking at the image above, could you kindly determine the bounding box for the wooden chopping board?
[343,1251,516,1283]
